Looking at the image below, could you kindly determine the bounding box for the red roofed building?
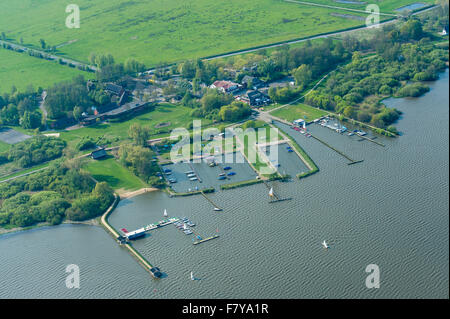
[210,80,241,93]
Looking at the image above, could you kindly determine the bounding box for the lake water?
[0,70,448,299]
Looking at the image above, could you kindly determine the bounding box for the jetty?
[356,134,385,147]
[200,191,223,211]
[187,161,202,183]
[309,134,363,165]
[262,179,292,203]
[100,194,162,278]
[193,235,220,245]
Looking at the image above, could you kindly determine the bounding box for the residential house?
[246,90,271,107]
[241,75,265,90]
[210,80,241,93]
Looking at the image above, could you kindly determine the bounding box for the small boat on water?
[184,229,193,235]
[190,272,195,281]
[269,187,274,198]
[218,176,226,180]
[322,240,329,249]
[227,172,236,176]
[223,166,232,170]
[163,209,168,217]
[214,207,222,211]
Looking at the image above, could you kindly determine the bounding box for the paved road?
[284,0,399,17]
[0,40,97,72]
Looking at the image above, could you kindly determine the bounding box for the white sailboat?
[190,272,195,281]
[322,240,329,249]
[183,223,188,230]
[269,187,274,198]
[163,209,168,217]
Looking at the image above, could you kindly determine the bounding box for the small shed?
[91,148,107,160]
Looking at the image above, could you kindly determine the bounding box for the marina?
[0,71,447,298]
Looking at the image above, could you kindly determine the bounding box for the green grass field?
[0,0,381,66]
[0,141,10,153]
[271,103,328,122]
[0,48,93,92]
[60,103,210,149]
[84,156,147,191]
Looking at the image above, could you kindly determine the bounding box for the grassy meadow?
[271,103,328,122]
[0,48,94,92]
[59,103,212,149]
[0,0,376,66]
[83,156,147,192]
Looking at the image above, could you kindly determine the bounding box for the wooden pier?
[187,161,202,183]
[310,134,362,165]
[356,134,385,147]
[261,179,292,203]
[200,191,223,211]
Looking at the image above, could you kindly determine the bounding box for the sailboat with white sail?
[163,209,168,217]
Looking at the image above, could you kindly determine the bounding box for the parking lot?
[163,151,258,193]
[0,128,31,144]
[260,143,309,177]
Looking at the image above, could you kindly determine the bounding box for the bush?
[396,83,430,97]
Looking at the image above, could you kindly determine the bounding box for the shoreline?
[0,218,101,237]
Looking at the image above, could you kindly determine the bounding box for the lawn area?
[0,0,372,66]
[0,48,94,93]
[59,103,210,149]
[271,103,328,122]
[83,156,147,192]
[0,141,10,153]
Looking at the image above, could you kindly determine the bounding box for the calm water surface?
[0,70,448,299]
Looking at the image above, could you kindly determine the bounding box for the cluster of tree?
[0,162,114,227]
[44,76,91,119]
[396,83,430,97]
[75,136,105,151]
[304,18,448,129]
[128,123,150,147]
[218,101,252,122]
[118,144,165,188]
[0,136,66,168]
[268,85,302,104]
[65,182,114,221]
[0,88,43,129]
[89,53,146,82]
